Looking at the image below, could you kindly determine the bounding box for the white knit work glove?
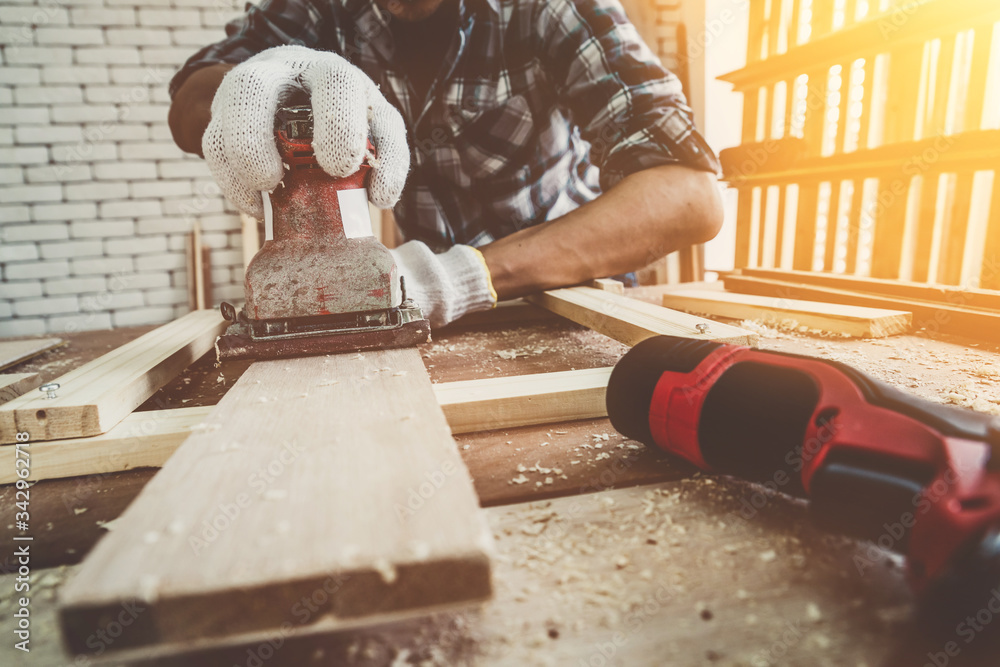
[203,45,409,219]
[390,242,498,328]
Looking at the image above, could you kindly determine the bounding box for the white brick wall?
[0,0,248,336]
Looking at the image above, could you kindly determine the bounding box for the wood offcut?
[661,288,912,337]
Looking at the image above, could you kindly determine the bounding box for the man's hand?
[199,45,409,218]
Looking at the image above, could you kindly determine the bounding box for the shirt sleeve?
[534,0,720,191]
[169,0,337,98]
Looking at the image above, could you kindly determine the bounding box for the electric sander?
[216,104,430,361]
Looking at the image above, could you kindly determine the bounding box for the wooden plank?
[740,267,1000,310]
[59,349,492,659]
[960,24,993,134]
[0,368,616,484]
[0,337,63,371]
[187,221,206,311]
[660,288,911,337]
[0,310,226,444]
[435,367,611,435]
[588,278,625,295]
[734,187,755,268]
[871,43,924,279]
[792,182,819,270]
[746,0,767,65]
[525,286,759,347]
[937,171,975,285]
[240,212,260,269]
[0,406,211,484]
[844,178,865,274]
[0,372,42,404]
[723,275,1000,342]
[713,130,1000,186]
[982,177,1000,290]
[911,173,943,282]
[677,244,705,283]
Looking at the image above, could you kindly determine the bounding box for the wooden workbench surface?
[2,299,999,666]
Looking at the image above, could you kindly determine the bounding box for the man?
[169,0,723,327]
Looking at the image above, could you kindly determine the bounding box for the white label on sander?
[262,190,274,241]
[337,188,374,239]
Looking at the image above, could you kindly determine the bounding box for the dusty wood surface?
[1,304,999,665]
[0,337,64,372]
[59,349,492,659]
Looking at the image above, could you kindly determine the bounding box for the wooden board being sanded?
[58,348,493,660]
[0,310,225,444]
[661,288,912,337]
[526,286,758,347]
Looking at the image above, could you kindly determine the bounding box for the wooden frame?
[0,368,615,484]
[720,0,1000,288]
[0,310,226,444]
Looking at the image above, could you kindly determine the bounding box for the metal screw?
[39,382,60,399]
[695,323,710,335]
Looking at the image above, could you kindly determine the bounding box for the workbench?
[2,292,999,666]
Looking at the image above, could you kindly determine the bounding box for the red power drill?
[606,335,1000,615]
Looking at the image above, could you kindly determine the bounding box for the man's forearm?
[168,63,234,156]
[480,165,724,300]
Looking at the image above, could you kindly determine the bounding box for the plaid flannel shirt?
[171,0,720,249]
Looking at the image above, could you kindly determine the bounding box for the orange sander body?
[216,105,430,361]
